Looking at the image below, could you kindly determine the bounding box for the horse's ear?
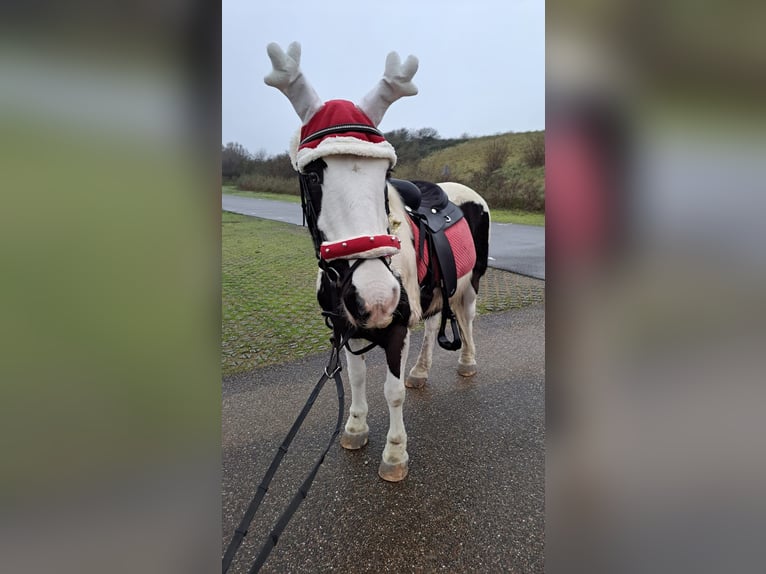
[264,41,324,124]
[359,51,419,126]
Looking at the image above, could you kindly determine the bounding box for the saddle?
[388,178,466,350]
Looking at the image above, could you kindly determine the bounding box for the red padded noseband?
[320,234,401,261]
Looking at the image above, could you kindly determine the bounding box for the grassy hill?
[229,130,544,212]
[397,132,538,177]
[392,130,544,211]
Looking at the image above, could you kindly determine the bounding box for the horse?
[264,42,490,482]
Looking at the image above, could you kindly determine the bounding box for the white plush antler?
[359,52,419,126]
[264,42,323,124]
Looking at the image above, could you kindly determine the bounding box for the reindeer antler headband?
[265,42,419,171]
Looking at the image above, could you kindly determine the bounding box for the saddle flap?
[419,201,464,234]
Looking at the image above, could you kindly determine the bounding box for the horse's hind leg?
[453,285,478,377]
[405,313,440,388]
[340,341,369,450]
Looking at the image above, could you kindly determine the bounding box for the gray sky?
[222,0,544,157]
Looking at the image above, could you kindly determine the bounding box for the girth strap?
[427,226,459,297]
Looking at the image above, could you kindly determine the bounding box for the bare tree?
[415,127,439,140]
[222,142,252,179]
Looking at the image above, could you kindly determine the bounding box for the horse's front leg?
[379,326,411,482]
[340,340,369,450]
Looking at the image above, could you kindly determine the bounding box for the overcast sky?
[222,0,544,157]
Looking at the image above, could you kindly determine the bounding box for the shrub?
[481,140,510,178]
[235,174,298,196]
[521,133,545,168]
[469,165,544,211]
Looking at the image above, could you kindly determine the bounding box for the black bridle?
[298,158,328,261]
[298,157,397,346]
[298,157,393,262]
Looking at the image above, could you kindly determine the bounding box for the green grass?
[223,185,301,203]
[222,186,544,226]
[222,212,544,375]
[222,212,328,374]
[490,209,545,226]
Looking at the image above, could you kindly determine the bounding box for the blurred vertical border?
[547,1,766,572]
[0,1,221,572]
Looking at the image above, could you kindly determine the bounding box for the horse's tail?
[461,200,490,294]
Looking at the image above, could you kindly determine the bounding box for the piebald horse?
[265,42,490,481]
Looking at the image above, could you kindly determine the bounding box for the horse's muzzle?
[341,260,401,330]
[358,290,398,329]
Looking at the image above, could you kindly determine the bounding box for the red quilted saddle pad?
[409,217,476,285]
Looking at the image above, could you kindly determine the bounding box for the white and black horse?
[265,42,490,481]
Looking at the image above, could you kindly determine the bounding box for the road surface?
[222,194,545,280]
[222,305,545,573]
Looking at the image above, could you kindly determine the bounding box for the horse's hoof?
[457,363,477,377]
[378,459,409,482]
[405,375,427,389]
[340,430,368,450]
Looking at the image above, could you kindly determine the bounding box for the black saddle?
[388,178,466,351]
[388,178,422,211]
[389,178,463,232]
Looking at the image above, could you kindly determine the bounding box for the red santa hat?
[290,100,397,171]
[264,42,417,172]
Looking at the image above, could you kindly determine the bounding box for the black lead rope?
[222,335,348,574]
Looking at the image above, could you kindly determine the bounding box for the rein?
[228,158,356,568]
[222,327,351,574]
[223,162,373,570]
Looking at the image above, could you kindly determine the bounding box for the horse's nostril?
[355,295,368,316]
[352,295,370,321]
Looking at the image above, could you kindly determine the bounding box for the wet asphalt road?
[222,305,545,573]
[223,194,305,226]
[222,194,545,280]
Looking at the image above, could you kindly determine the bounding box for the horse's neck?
[387,187,423,324]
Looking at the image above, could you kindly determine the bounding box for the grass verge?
[222,212,544,375]
[490,210,545,226]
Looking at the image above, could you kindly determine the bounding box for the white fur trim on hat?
[290,133,397,172]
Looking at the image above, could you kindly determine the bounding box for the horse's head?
[308,152,401,330]
[265,42,419,331]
